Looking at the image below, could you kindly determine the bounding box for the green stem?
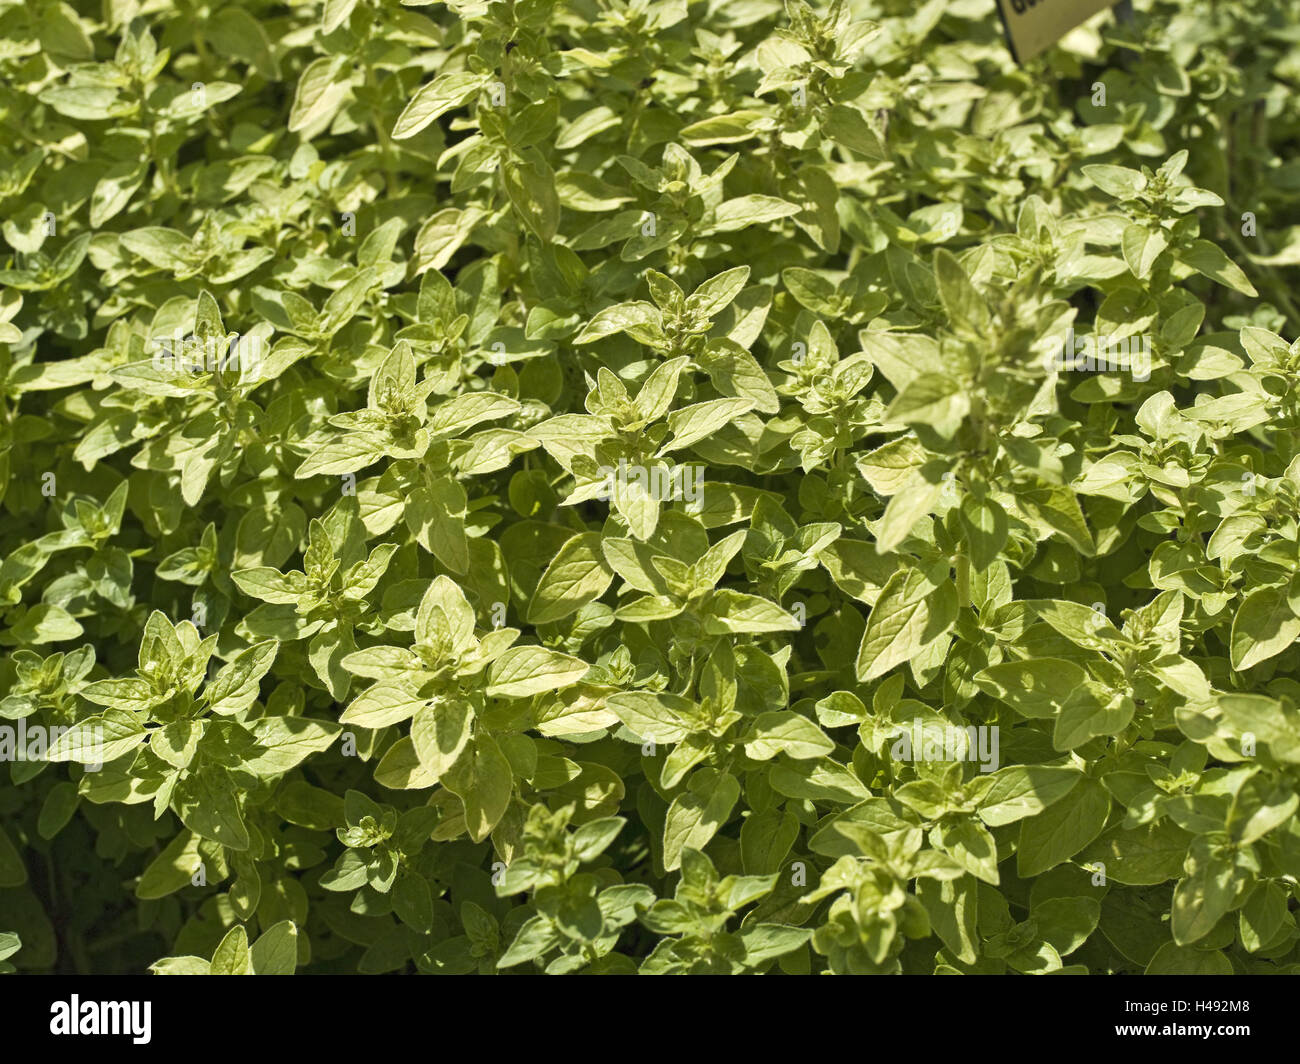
[365,61,399,199]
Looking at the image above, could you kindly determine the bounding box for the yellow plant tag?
[995,0,1120,63]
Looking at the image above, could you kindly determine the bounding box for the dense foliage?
[2,0,1299,975]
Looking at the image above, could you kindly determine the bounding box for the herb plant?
[1,0,1299,976]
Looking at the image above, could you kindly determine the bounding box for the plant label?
[995,0,1120,62]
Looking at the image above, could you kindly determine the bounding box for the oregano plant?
[0,0,1298,978]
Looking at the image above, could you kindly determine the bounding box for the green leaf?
[932,249,989,333]
[875,471,945,553]
[821,105,886,159]
[241,716,341,776]
[740,810,799,875]
[503,150,560,241]
[742,711,834,760]
[1017,778,1111,876]
[175,768,250,850]
[977,766,1081,827]
[662,770,740,871]
[1230,584,1300,670]
[442,734,514,843]
[975,658,1084,719]
[250,921,299,975]
[707,196,800,234]
[47,708,147,765]
[527,532,614,624]
[136,831,204,900]
[392,73,484,139]
[205,641,278,714]
[1145,942,1233,975]
[605,690,700,742]
[660,399,755,455]
[210,925,252,975]
[1081,822,1192,885]
[1171,837,1247,945]
[856,568,957,681]
[410,701,473,781]
[340,682,429,729]
[1180,239,1258,296]
[886,373,969,439]
[1082,164,1147,199]
[485,645,589,698]
[0,826,27,887]
[1122,223,1168,280]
